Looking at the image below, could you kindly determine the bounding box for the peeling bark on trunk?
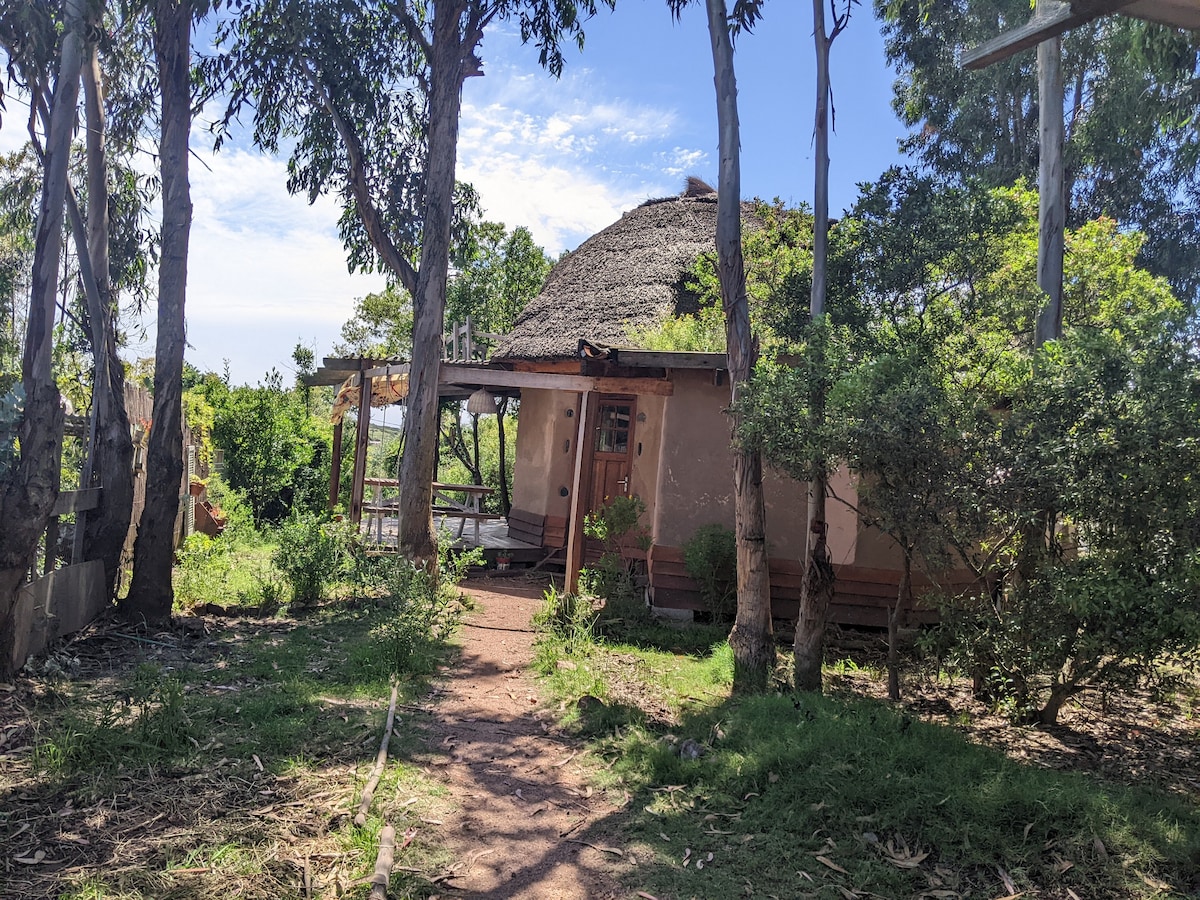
[705,0,774,693]
[123,0,192,624]
[79,24,135,596]
[0,0,83,676]
[397,1,470,565]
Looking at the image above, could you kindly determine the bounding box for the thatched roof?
[492,184,731,361]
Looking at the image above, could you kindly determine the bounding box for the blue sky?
[11,2,915,385]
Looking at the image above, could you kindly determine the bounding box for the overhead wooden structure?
[963,0,1200,69]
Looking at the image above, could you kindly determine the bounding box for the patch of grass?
[33,664,195,779]
[174,532,281,613]
[534,628,1200,899]
[15,583,463,899]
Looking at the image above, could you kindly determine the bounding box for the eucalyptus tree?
[793,0,857,693]
[0,0,159,615]
[124,0,203,622]
[878,0,1200,304]
[208,0,613,563]
[0,0,83,674]
[664,0,773,692]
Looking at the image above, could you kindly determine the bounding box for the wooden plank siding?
[648,544,982,628]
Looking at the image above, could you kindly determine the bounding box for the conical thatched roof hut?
[493,184,725,361]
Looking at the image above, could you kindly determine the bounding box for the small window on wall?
[595,402,632,454]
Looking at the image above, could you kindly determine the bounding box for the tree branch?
[299,56,419,295]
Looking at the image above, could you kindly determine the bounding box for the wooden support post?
[350,373,373,525]
[564,391,594,595]
[328,419,343,513]
[1035,16,1065,347]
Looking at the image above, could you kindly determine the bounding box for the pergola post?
[564,390,594,595]
[1035,20,1065,346]
[349,371,373,525]
[328,419,343,513]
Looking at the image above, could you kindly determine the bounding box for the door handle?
[617,477,629,492]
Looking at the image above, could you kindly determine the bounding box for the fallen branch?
[368,823,396,900]
[355,681,400,827]
[566,838,623,856]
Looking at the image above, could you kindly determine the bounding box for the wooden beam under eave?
[363,362,411,379]
[962,0,1133,69]
[612,349,729,370]
[439,365,675,397]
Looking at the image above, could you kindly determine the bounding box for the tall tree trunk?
[79,16,135,595]
[0,0,84,676]
[794,0,837,692]
[397,0,468,564]
[123,0,192,623]
[705,0,774,693]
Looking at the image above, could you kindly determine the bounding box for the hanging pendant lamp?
[466,388,498,415]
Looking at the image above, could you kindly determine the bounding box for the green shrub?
[360,535,480,677]
[273,514,343,606]
[533,584,597,647]
[582,496,651,623]
[683,523,737,622]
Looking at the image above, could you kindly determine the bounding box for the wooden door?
[587,397,636,516]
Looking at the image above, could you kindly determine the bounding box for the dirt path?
[415,576,626,899]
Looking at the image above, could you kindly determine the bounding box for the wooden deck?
[362,514,550,565]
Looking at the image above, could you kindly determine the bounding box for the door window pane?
[595,403,631,453]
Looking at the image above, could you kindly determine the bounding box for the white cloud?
[185,147,387,382]
[457,61,704,253]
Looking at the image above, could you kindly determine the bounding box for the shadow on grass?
[1,602,456,900]
[535,644,1200,900]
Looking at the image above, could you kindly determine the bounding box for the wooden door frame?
[584,393,637,515]
[565,392,638,593]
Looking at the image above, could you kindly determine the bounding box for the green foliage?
[35,664,193,778]
[334,284,414,358]
[356,537,480,678]
[207,368,331,525]
[0,380,22,480]
[437,399,518,514]
[940,322,1200,720]
[182,385,216,469]
[446,220,552,335]
[173,530,283,613]
[582,496,652,621]
[682,524,737,623]
[745,171,1200,718]
[532,584,597,649]
[626,303,726,352]
[878,0,1200,301]
[272,514,345,607]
